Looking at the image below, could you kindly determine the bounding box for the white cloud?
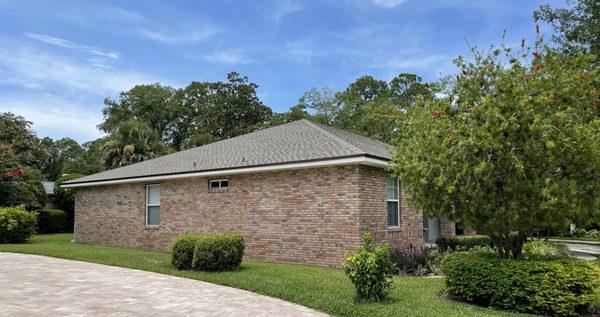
[378,54,450,69]
[25,32,120,59]
[0,48,158,95]
[199,50,253,65]
[139,28,217,44]
[369,0,410,8]
[0,94,104,142]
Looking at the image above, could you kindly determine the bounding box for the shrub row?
[171,233,245,271]
[0,205,37,243]
[37,209,68,234]
[435,235,491,252]
[442,251,600,316]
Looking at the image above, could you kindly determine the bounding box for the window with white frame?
[386,175,400,227]
[146,184,160,226]
[209,179,229,190]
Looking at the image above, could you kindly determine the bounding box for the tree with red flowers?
[0,113,47,210]
[392,35,600,259]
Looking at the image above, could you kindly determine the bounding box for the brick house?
[63,119,455,267]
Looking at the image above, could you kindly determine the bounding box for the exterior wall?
[440,217,456,236]
[74,165,427,267]
[357,166,424,252]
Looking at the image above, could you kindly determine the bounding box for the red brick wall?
[441,217,456,236]
[74,165,426,267]
[357,166,424,251]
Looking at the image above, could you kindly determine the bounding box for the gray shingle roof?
[64,119,394,185]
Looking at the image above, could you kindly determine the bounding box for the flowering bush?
[343,232,395,301]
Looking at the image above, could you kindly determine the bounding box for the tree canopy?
[534,0,600,56]
[391,39,600,258]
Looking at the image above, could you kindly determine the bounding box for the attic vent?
[242,157,246,163]
[193,162,197,168]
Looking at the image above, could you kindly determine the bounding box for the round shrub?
[343,232,396,301]
[442,251,600,316]
[435,235,491,252]
[0,205,37,243]
[37,209,68,233]
[171,233,202,270]
[192,234,245,271]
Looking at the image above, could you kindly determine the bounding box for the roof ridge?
[299,119,364,154]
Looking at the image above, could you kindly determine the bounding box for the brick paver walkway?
[0,253,327,317]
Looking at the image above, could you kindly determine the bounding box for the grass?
[0,234,527,317]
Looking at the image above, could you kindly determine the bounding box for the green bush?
[523,240,569,258]
[171,233,202,270]
[37,209,68,233]
[192,234,245,271]
[436,235,491,252]
[0,205,37,243]
[343,232,396,301]
[442,251,600,316]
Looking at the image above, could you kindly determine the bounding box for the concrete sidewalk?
[0,253,328,317]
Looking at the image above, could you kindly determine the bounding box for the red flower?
[27,197,33,203]
[17,168,25,177]
[467,107,473,113]
[547,95,554,102]
[469,69,474,76]
[580,74,589,83]
[448,130,457,137]
[534,63,542,71]
[522,76,529,84]
[4,171,13,179]
[533,51,541,58]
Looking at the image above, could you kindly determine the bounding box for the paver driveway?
[0,253,328,317]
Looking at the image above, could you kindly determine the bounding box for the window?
[209,179,229,190]
[386,175,400,227]
[146,184,160,226]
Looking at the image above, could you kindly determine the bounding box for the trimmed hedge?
[0,205,37,243]
[37,209,68,233]
[192,234,245,271]
[442,251,600,316]
[171,233,202,270]
[436,235,491,252]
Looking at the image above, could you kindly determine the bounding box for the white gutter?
[61,156,389,188]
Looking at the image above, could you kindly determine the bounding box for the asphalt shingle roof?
[64,119,394,185]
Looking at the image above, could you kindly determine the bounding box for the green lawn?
[0,234,527,317]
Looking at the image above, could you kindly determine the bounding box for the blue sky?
[0,0,564,143]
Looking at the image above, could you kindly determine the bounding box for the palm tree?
[103,120,170,169]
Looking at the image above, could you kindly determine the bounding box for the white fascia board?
[61,156,389,188]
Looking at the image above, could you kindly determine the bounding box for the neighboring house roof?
[63,119,394,188]
[42,181,54,195]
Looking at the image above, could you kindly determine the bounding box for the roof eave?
[61,155,389,188]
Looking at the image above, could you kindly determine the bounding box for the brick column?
[440,217,455,236]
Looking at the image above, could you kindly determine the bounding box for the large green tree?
[100,84,178,145]
[40,137,84,181]
[0,113,47,170]
[534,0,600,56]
[392,43,600,259]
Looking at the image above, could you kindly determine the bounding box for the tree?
[103,120,171,169]
[534,0,600,56]
[392,41,600,259]
[0,143,46,210]
[99,84,178,145]
[40,137,84,181]
[296,87,338,125]
[62,138,106,175]
[0,112,47,170]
